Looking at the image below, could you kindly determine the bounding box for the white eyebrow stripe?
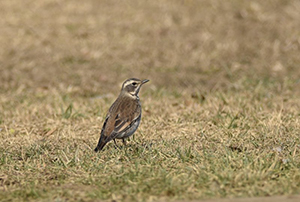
[123,80,139,87]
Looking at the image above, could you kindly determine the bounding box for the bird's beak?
[141,79,149,85]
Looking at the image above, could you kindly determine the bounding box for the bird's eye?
[132,82,137,86]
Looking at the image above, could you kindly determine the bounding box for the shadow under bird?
[94,78,149,152]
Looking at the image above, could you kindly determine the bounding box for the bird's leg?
[113,139,121,149]
[122,138,127,146]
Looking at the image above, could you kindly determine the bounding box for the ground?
[0,0,300,201]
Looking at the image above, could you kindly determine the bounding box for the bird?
[94,78,149,152]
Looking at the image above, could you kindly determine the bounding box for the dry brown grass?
[0,0,300,201]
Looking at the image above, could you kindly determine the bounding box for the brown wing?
[104,95,141,141]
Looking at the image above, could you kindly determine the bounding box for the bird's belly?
[116,118,140,139]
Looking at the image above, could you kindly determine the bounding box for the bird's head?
[121,78,149,96]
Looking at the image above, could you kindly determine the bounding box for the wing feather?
[102,95,141,142]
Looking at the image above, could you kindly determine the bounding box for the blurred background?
[0,0,299,96]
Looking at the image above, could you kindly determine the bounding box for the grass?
[1,0,300,201]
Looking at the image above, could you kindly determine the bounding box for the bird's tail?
[94,135,107,152]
